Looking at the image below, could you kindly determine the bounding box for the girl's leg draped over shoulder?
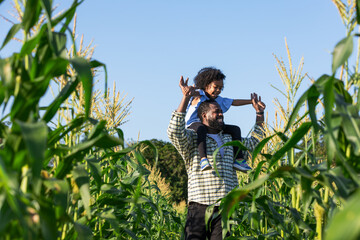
[223,124,243,159]
[188,122,208,159]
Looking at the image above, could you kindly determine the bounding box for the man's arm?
[251,92,266,127]
[176,76,194,113]
[167,76,196,162]
[242,125,264,152]
[242,93,266,151]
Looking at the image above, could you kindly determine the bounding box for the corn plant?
[218,1,360,239]
[220,39,313,239]
[0,0,185,239]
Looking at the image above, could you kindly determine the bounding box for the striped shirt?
[167,111,263,206]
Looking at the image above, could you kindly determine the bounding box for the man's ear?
[201,112,207,122]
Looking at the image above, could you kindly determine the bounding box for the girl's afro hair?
[194,67,226,90]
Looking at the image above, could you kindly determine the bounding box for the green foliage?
[141,139,188,203]
[2,0,360,239]
[216,4,360,239]
[0,0,184,239]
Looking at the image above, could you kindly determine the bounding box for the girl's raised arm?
[232,99,252,106]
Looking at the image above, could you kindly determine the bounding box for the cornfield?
[0,0,359,239]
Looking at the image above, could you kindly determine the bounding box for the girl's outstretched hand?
[179,76,195,97]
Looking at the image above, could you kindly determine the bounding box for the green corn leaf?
[55,134,103,178]
[285,75,329,132]
[103,145,136,160]
[334,80,353,103]
[284,87,309,133]
[296,166,315,180]
[288,207,312,231]
[94,134,123,148]
[212,140,249,178]
[307,85,321,131]
[39,0,52,22]
[219,140,249,151]
[86,120,123,147]
[221,188,249,236]
[36,39,51,62]
[39,205,57,240]
[114,127,124,149]
[221,174,269,220]
[357,0,360,24]
[269,122,312,169]
[0,84,5,111]
[43,179,69,214]
[0,158,22,219]
[16,120,47,183]
[42,77,79,123]
[74,221,93,240]
[140,140,159,166]
[87,158,102,189]
[212,147,222,179]
[51,32,67,58]
[269,166,296,179]
[205,204,216,231]
[323,76,336,165]
[115,127,124,141]
[90,60,108,97]
[275,131,289,142]
[42,58,69,80]
[55,129,126,179]
[55,0,82,33]
[221,212,230,239]
[16,123,47,159]
[73,164,91,218]
[326,173,354,199]
[332,35,353,73]
[252,134,275,161]
[337,103,360,156]
[250,198,259,230]
[47,116,86,146]
[87,120,107,139]
[0,200,15,233]
[325,189,360,240]
[100,210,121,233]
[128,176,143,214]
[22,0,42,34]
[1,23,21,50]
[253,160,267,180]
[70,57,93,118]
[300,173,314,219]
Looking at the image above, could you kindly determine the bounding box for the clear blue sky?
[0,1,347,142]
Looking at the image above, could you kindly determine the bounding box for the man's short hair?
[197,100,218,122]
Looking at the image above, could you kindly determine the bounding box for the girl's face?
[204,80,223,99]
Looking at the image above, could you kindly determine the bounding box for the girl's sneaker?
[234,159,252,172]
[200,158,211,171]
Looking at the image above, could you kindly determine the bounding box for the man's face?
[202,103,224,131]
[204,80,223,99]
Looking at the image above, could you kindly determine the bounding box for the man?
[167,76,266,239]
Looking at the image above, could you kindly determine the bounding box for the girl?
[184,67,253,172]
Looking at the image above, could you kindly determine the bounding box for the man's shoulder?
[168,112,196,138]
